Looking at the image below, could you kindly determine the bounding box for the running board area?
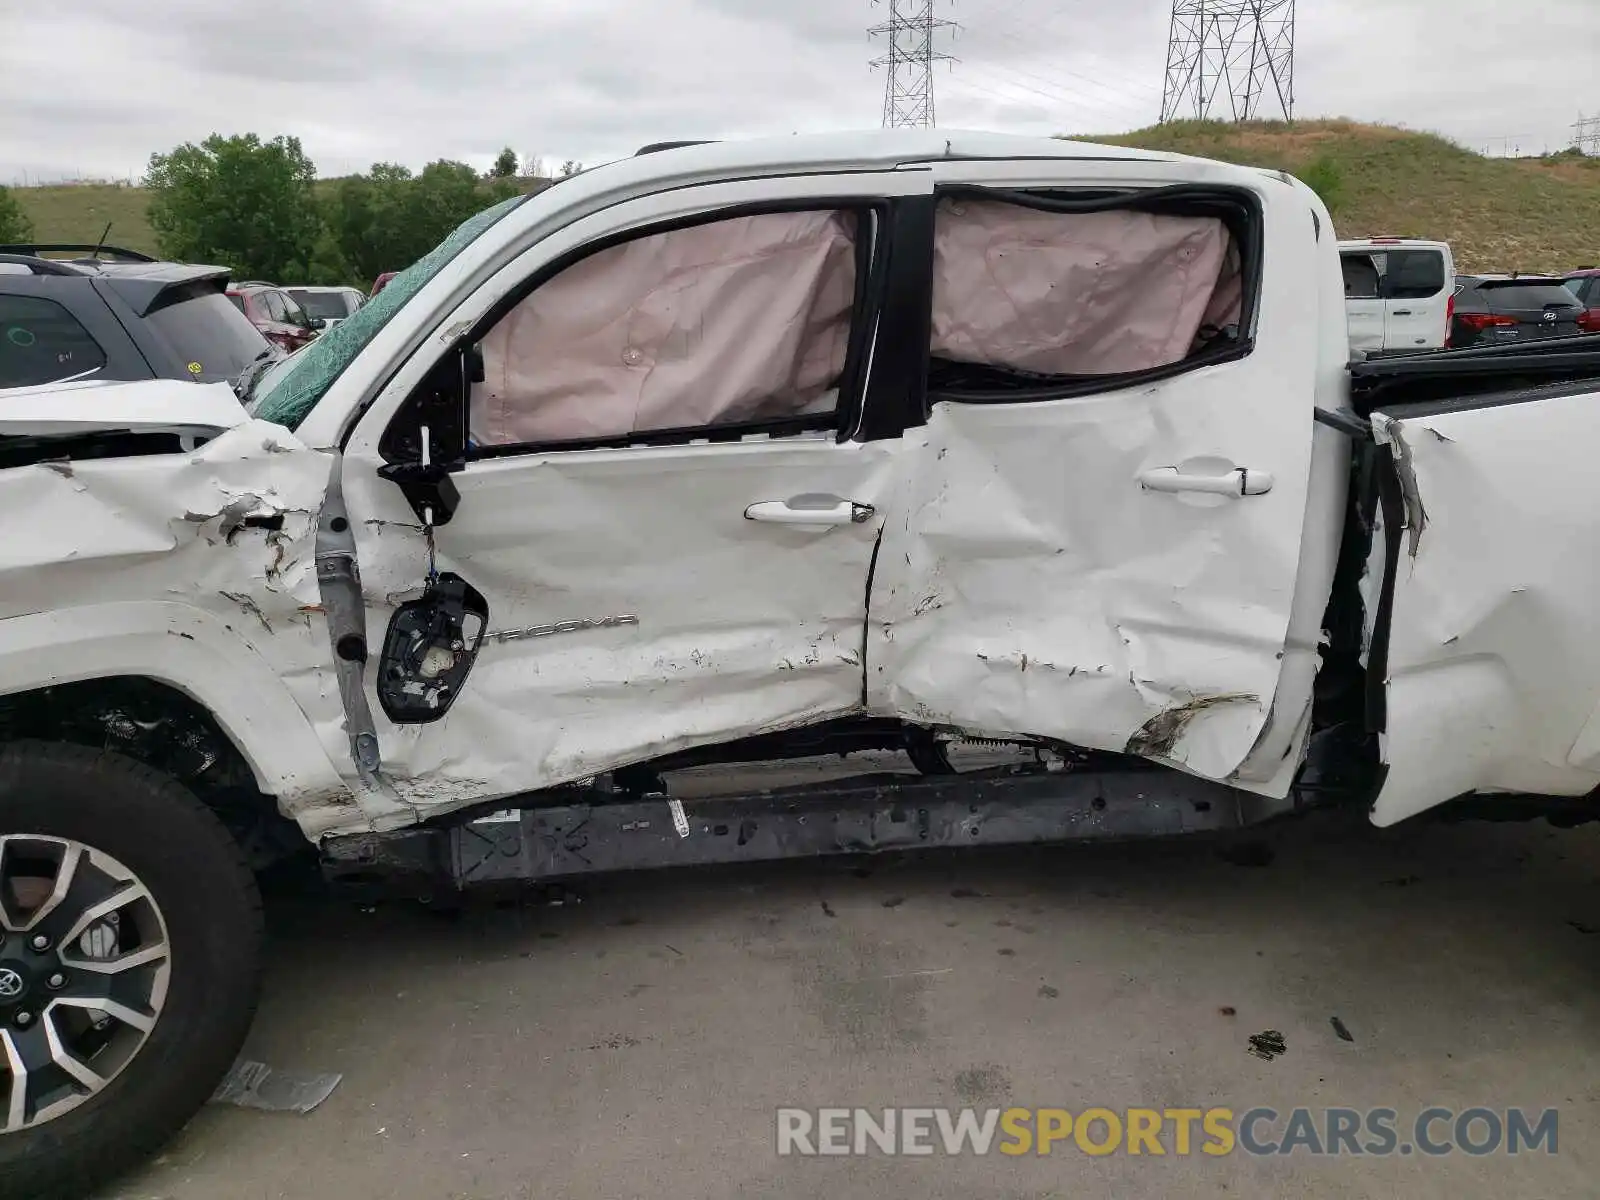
[319,768,1293,898]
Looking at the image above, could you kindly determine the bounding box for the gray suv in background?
[0,244,276,390]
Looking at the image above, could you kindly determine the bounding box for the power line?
[956,0,1164,99]
[954,61,1149,124]
[870,0,958,128]
[958,20,1160,112]
[928,0,1160,129]
[1161,0,1296,123]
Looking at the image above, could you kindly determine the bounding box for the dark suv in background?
[0,244,276,390]
[1449,275,1590,348]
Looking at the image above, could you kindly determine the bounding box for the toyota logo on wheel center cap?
[0,968,24,1000]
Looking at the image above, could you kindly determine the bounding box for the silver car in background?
[285,284,365,328]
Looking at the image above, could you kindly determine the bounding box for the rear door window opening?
[1342,253,1382,299]
[921,185,1261,401]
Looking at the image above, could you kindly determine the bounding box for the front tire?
[0,742,263,1199]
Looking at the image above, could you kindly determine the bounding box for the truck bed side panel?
[1370,382,1600,824]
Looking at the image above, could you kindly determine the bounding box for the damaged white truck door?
[869,161,1336,784]
[1368,388,1600,826]
[339,171,930,811]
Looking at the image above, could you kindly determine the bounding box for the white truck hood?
[0,378,250,438]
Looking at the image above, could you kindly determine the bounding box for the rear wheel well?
[0,676,305,868]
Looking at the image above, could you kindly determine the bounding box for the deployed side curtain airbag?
[472,211,857,445]
[930,199,1239,376]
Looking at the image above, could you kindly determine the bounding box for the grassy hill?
[11,184,158,255]
[7,178,353,258]
[11,121,1599,272]
[1079,119,1600,273]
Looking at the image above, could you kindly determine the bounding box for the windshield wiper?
[233,348,279,408]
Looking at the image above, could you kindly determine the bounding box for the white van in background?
[1339,238,1455,354]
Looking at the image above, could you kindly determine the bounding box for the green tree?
[559,159,583,178]
[483,172,525,205]
[326,164,413,287]
[410,160,486,244]
[489,147,519,178]
[145,133,320,280]
[305,221,356,287]
[329,160,522,288]
[0,186,33,242]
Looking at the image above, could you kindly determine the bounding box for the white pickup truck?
[3,131,1599,1197]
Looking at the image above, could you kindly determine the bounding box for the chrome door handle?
[745,497,875,527]
[1138,468,1274,497]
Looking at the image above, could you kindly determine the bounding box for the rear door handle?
[1139,468,1274,497]
[745,496,875,527]
[1392,309,1413,316]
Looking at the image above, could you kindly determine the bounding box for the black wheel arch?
[0,677,304,869]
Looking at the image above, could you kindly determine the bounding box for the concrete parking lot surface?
[103,801,1600,1199]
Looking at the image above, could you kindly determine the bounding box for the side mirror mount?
[377,349,471,526]
[377,454,462,527]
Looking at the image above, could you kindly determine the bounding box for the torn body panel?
[863,372,1325,788]
[865,172,1338,790]
[864,392,1299,780]
[337,432,902,829]
[0,389,363,835]
[1369,388,1600,825]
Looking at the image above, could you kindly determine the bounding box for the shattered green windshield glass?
[253,193,529,429]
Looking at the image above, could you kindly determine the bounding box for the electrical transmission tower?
[869,0,957,129]
[1161,0,1296,123]
[1575,114,1600,155]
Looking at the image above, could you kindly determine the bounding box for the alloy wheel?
[0,835,171,1132]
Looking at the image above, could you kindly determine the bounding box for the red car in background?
[226,282,323,353]
[1562,268,1600,333]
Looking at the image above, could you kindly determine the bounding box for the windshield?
[253,193,529,427]
[144,291,274,384]
[289,289,354,320]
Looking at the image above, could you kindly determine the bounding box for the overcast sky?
[3,0,1595,184]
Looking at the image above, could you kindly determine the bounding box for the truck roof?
[588,129,1181,176]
